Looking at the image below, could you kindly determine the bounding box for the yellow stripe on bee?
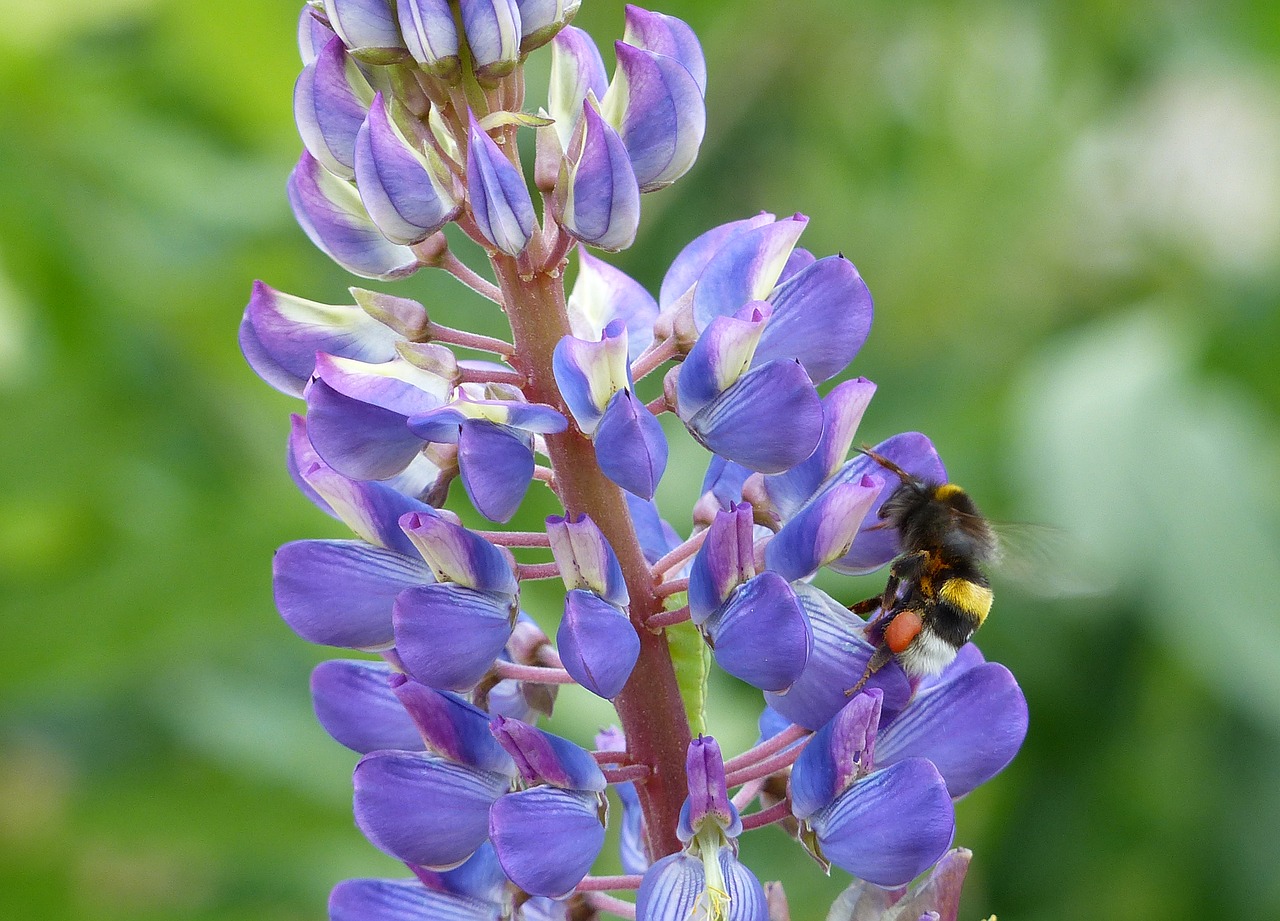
[939,578,993,624]
[933,483,965,500]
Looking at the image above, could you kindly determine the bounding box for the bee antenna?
[855,444,918,485]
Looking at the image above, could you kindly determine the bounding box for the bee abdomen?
[938,577,993,626]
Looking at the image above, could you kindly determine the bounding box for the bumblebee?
[849,449,998,692]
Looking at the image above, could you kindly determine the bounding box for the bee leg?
[845,645,893,696]
[850,596,884,615]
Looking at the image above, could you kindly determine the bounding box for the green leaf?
[665,610,709,736]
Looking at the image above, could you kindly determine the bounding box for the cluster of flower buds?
[242,2,1028,920]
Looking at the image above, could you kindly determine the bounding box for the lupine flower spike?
[240,4,1027,920]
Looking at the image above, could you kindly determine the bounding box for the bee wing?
[980,519,1109,598]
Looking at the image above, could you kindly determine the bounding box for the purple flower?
[354,92,462,245]
[553,100,641,252]
[466,113,537,255]
[552,320,667,498]
[637,737,766,921]
[600,8,707,192]
[688,503,811,691]
[790,658,1027,887]
[488,716,608,896]
[323,0,408,63]
[289,151,422,279]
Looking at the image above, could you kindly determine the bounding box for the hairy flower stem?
[492,252,692,860]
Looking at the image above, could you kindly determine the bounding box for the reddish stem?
[576,875,645,892]
[724,740,809,788]
[603,764,652,784]
[492,255,692,860]
[645,605,690,631]
[474,530,551,547]
[650,529,707,578]
[740,798,793,832]
[655,577,689,599]
[515,561,561,581]
[490,661,576,684]
[722,724,811,773]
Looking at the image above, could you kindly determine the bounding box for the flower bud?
[397,0,461,80]
[459,0,522,83]
[548,26,607,147]
[288,152,422,279]
[295,36,374,181]
[556,589,639,699]
[545,512,628,605]
[354,92,462,245]
[602,40,705,192]
[323,0,407,63]
[516,0,581,53]
[465,114,536,255]
[554,99,641,252]
[621,5,707,96]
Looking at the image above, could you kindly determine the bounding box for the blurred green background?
[3,0,1280,919]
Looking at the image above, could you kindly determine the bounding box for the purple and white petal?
[557,101,641,252]
[353,750,508,867]
[637,851,767,921]
[753,255,873,384]
[295,449,443,556]
[489,716,607,791]
[568,254,659,360]
[549,26,609,148]
[827,432,948,575]
[691,215,807,328]
[658,213,776,311]
[329,878,500,921]
[764,583,911,730]
[621,6,706,95]
[489,786,605,897]
[676,305,771,418]
[595,389,668,500]
[805,758,955,889]
[557,589,639,699]
[763,378,877,521]
[311,659,426,753]
[304,376,425,481]
[288,151,422,279]
[239,281,400,397]
[704,571,810,692]
[789,689,882,820]
[551,321,631,435]
[323,0,407,62]
[390,675,517,774]
[458,420,534,523]
[764,475,883,582]
[466,114,536,255]
[400,511,519,594]
[398,0,461,78]
[394,584,516,690]
[684,736,738,836]
[274,539,431,649]
[875,662,1027,798]
[546,514,628,606]
[688,502,754,624]
[459,0,521,81]
[602,42,705,192]
[355,93,462,245]
[295,36,373,180]
[299,6,336,65]
[685,360,822,475]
